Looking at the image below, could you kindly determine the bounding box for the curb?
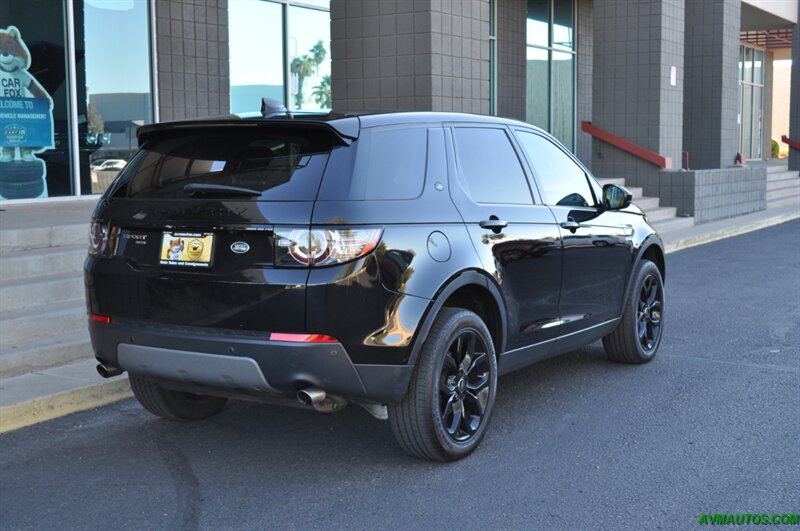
[0,378,132,434]
[664,211,800,254]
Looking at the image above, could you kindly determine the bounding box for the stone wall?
[154,0,230,121]
[658,167,767,224]
[331,0,490,114]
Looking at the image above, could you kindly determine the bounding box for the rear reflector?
[91,313,112,325]
[269,333,338,343]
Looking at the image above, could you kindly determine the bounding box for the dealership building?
[0,0,798,224]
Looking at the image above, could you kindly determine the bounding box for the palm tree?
[291,40,328,110]
[311,75,332,109]
[290,55,316,109]
[310,40,327,72]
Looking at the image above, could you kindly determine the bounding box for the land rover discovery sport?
[86,111,666,461]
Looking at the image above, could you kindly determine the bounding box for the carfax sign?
[0,25,55,200]
[0,98,53,148]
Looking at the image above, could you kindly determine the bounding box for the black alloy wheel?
[439,329,491,442]
[637,273,663,352]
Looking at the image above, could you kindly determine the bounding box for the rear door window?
[452,127,533,205]
[318,125,428,200]
[112,128,337,200]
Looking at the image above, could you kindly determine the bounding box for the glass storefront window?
[288,5,330,112]
[1,2,74,200]
[753,50,763,85]
[738,45,765,160]
[551,50,574,151]
[552,0,573,50]
[526,47,549,130]
[229,1,331,115]
[229,0,284,114]
[526,0,548,48]
[74,0,153,195]
[525,0,576,150]
[743,47,753,83]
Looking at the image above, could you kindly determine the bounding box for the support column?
[682,0,741,169]
[790,22,800,171]
[154,0,230,121]
[591,0,684,195]
[330,0,490,114]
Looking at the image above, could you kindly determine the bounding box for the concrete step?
[766,185,800,202]
[766,196,800,210]
[766,179,800,192]
[766,164,790,174]
[0,223,86,253]
[766,170,799,181]
[643,206,678,222]
[0,272,84,313]
[634,196,660,211]
[0,301,86,348]
[628,187,644,200]
[650,216,695,234]
[0,331,92,378]
[0,244,86,282]
[596,178,626,187]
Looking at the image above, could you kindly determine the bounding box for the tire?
[129,374,227,421]
[0,161,44,199]
[603,259,665,364]
[389,308,498,461]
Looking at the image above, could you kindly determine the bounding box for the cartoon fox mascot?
[0,25,54,199]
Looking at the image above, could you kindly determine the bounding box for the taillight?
[274,227,382,267]
[89,222,108,256]
[269,333,338,343]
[90,313,112,324]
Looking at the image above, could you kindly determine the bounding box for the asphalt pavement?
[2,220,799,530]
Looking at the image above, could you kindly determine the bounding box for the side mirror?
[602,184,632,210]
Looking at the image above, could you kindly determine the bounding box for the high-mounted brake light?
[91,313,112,325]
[274,227,382,268]
[269,333,338,343]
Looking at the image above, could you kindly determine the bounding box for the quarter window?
[452,128,532,205]
[515,130,593,207]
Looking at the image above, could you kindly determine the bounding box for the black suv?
[86,112,665,461]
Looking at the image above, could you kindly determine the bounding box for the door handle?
[479,219,508,232]
[560,220,580,231]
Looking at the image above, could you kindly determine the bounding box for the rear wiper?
[183,183,261,197]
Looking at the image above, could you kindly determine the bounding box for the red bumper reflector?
[91,313,112,324]
[269,333,338,343]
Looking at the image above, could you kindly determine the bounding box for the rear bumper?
[90,320,413,403]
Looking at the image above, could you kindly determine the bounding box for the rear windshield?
[110,128,336,200]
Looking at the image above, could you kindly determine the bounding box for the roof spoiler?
[136,115,360,147]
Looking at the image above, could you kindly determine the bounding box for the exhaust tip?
[297,387,326,405]
[96,363,122,379]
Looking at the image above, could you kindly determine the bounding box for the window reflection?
[229,0,284,114]
[552,0,573,50]
[229,1,331,114]
[526,47,549,130]
[526,0,548,48]
[526,0,575,151]
[0,3,74,200]
[75,0,153,195]
[552,51,574,150]
[288,5,330,111]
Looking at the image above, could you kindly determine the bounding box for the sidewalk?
[1,198,798,434]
